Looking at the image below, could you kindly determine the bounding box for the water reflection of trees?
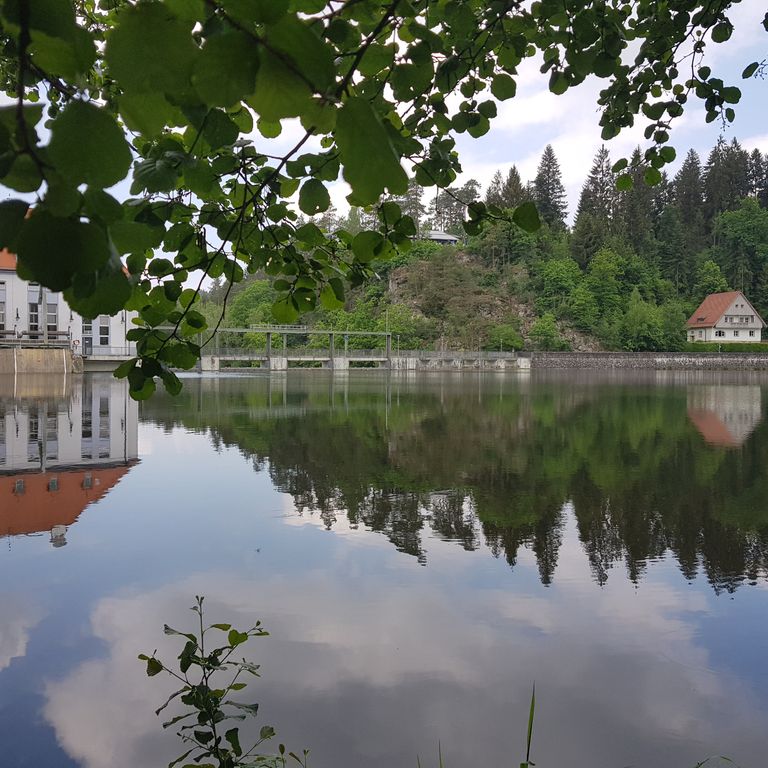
[142,376,768,592]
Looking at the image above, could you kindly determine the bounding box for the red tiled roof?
[0,463,136,537]
[0,248,17,271]
[687,291,743,328]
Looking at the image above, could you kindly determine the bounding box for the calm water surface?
[2,370,768,767]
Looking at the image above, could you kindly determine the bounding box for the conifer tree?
[532,145,568,230]
[485,170,506,208]
[672,149,706,256]
[575,146,616,225]
[500,166,528,209]
[748,149,768,208]
[703,137,750,222]
[618,147,655,257]
[571,146,616,263]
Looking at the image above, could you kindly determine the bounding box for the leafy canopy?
[0,0,762,397]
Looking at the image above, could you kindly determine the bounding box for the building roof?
[686,291,763,329]
[0,248,17,271]
[424,230,459,242]
[0,463,136,538]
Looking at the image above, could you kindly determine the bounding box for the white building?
[686,291,765,343]
[0,249,135,357]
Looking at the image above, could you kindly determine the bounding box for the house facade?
[0,249,134,356]
[686,291,765,343]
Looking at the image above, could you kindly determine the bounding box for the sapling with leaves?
[139,596,308,768]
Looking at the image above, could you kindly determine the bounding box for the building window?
[29,303,39,336]
[0,281,5,331]
[47,305,58,334]
[715,330,725,337]
[734,330,739,338]
[698,330,703,337]
[749,330,756,337]
[99,315,110,346]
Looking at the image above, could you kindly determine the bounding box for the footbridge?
[198,325,524,371]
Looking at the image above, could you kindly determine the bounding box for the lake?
[2,370,768,768]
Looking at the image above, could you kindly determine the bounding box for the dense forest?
[201,137,768,352]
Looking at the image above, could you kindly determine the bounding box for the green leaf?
[16,212,110,291]
[490,74,516,100]
[644,166,662,186]
[298,178,330,215]
[742,62,759,79]
[146,657,163,676]
[228,629,249,646]
[319,283,343,310]
[249,50,312,121]
[105,2,199,97]
[548,71,568,95]
[711,22,732,43]
[110,220,163,254]
[337,97,408,206]
[193,32,259,108]
[351,230,384,262]
[161,368,183,395]
[512,202,541,233]
[133,157,179,194]
[225,728,242,757]
[2,154,44,193]
[259,725,276,741]
[65,259,133,317]
[119,92,178,137]
[0,200,29,250]
[272,296,299,323]
[266,15,335,92]
[616,173,633,191]
[84,189,124,224]
[29,26,96,80]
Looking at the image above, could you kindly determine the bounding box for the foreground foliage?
[139,596,306,768]
[0,0,763,395]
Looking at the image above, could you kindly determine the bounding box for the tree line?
[204,136,768,353]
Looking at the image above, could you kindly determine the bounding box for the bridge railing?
[209,347,520,360]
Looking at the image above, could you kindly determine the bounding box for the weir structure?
[197,325,524,371]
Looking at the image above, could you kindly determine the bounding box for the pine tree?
[748,148,768,208]
[500,166,527,209]
[388,178,426,234]
[672,149,706,256]
[427,179,480,235]
[571,146,616,263]
[654,206,692,292]
[703,136,750,222]
[618,147,655,257]
[485,170,505,208]
[532,144,567,229]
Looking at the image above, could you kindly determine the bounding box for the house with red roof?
[686,291,765,343]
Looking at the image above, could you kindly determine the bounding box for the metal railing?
[208,348,519,360]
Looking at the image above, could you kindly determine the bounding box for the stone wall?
[0,348,75,375]
[528,352,768,370]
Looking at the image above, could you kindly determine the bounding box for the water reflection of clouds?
[0,595,41,672]
[43,524,767,768]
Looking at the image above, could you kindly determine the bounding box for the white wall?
[0,269,136,354]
